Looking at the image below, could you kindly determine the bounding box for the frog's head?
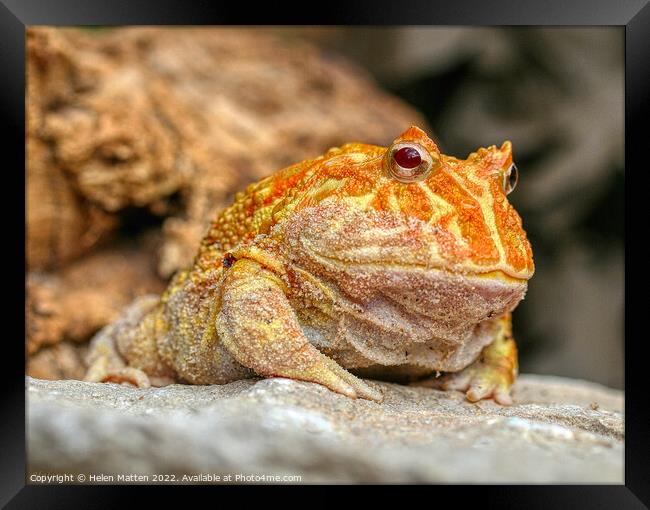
[284,126,534,285]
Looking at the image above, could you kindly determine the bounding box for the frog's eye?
[385,143,439,183]
[503,163,518,195]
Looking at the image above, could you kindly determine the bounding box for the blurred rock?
[27,374,623,483]
[27,342,89,381]
[26,233,165,362]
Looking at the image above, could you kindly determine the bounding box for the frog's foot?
[85,359,152,388]
[279,353,384,402]
[84,317,153,389]
[425,361,514,405]
[95,367,152,388]
[416,314,518,405]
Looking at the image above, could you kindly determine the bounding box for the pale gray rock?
[26,374,623,483]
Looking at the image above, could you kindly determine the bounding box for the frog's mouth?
[427,266,530,284]
[284,200,534,284]
[294,253,528,334]
[299,243,532,283]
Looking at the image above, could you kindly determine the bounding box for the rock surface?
[27,374,623,483]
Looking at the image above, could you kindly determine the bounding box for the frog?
[85,126,534,405]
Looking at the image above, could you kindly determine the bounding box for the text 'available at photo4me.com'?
[29,472,304,484]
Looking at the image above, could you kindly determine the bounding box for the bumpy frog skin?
[85,127,534,405]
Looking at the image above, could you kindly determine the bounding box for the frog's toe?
[464,367,513,405]
[439,372,473,392]
[281,356,383,402]
[465,380,493,402]
[356,381,384,403]
[339,372,384,402]
[412,365,514,405]
[86,366,152,389]
[494,387,514,406]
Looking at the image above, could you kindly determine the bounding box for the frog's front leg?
[417,314,518,405]
[216,258,383,402]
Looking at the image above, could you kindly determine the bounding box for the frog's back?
[193,143,380,270]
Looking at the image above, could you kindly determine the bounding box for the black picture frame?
[3,0,645,505]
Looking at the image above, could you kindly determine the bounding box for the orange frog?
[85,127,534,405]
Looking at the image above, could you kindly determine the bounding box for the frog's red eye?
[394,147,421,168]
[503,163,518,195]
[385,143,438,182]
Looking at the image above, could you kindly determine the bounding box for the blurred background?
[26,27,624,389]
